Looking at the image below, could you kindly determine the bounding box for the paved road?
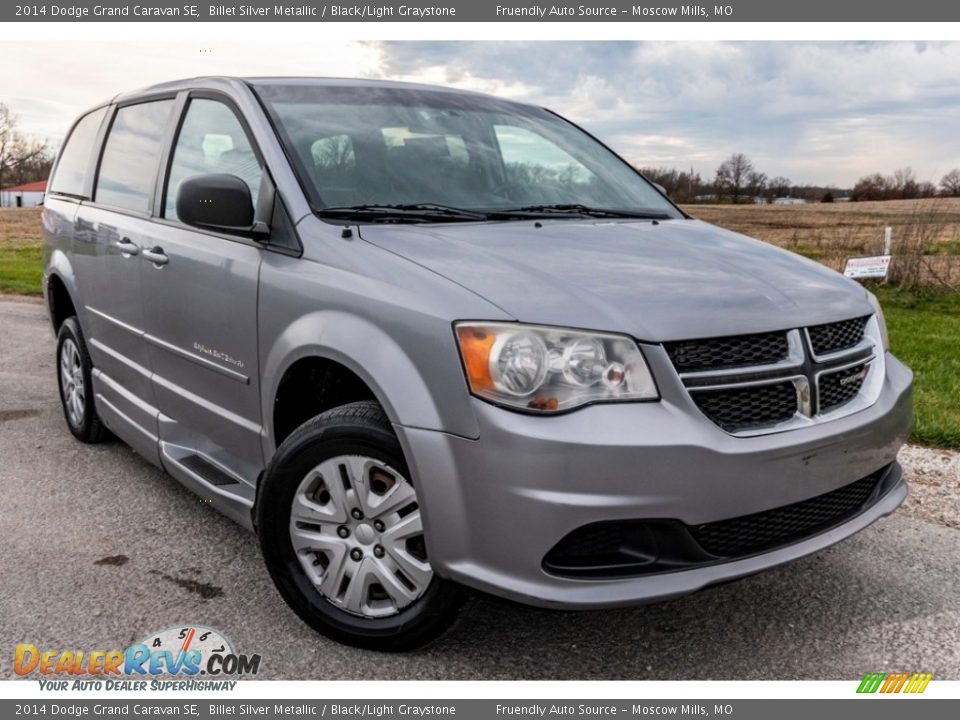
[1,298,958,680]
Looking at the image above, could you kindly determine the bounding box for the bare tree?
[8,136,52,185]
[768,176,792,199]
[715,153,755,204]
[0,103,17,192]
[851,173,892,201]
[638,165,703,203]
[746,170,767,200]
[940,168,960,197]
[0,102,52,192]
[892,166,919,199]
[312,134,354,170]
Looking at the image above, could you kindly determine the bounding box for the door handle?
[142,246,169,267]
[115,238,139,256]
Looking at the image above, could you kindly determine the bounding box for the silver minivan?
[43,77,913,650]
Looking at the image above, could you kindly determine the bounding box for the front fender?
[260,309,480,462]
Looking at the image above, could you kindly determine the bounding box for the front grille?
[819,363,869,413]
[808,316,869,356]
[667,315,878,435]
[664,331,789,372]
[690,471,882,557]
[691,381,798,432]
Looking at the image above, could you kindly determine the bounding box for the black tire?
[256,400,465,651]
[56,317,109,443]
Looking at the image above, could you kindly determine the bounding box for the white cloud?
[0,40,384,141]
[1,41,958,186]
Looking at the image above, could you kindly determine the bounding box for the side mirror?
[175,174,267,238]
[653,182,667,196]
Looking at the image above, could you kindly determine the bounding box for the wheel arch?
[261,309,478,463]
[44,250,81,335]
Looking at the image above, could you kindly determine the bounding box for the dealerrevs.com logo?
[15,626,261,691]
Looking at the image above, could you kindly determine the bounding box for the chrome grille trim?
[679,330,806,381]
[664,330,791,373]
[687,374,811,434]
[670,315,886,437]
[805,332,874,363]
[814,351,882,420]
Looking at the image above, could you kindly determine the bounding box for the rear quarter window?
[48,107,108,198]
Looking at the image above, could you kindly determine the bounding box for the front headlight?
[455,322,659,413]
[866,292,890,351]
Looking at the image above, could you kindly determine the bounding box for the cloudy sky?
[3,40,959,186]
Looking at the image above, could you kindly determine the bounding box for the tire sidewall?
[257,414,462,650]
[56,318,97,440]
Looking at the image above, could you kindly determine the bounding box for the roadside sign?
[844,255,891,279]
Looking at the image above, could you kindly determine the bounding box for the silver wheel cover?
[59,338,85,427]
[289,455,433,618]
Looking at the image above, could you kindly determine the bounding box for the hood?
[358,218,872,342]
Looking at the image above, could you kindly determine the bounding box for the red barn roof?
[1,180,47,193]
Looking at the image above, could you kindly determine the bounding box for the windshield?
[254,83,683,221]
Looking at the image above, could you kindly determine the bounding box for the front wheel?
[256,401,465,651]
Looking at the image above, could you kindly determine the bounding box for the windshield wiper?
[317,203,487,223]
[318,202,671,223]
[487,204,671,220]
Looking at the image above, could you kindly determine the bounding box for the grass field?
[0,208,42,296]
[874,286,960,449]
[684,198,960,290]
[1,205,958,448]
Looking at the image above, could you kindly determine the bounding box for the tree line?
[0,103,54,191]
[639,153,839,204]
[639,152,960,204]
[850,167,960,201]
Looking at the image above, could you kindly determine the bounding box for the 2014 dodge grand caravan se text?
[43,77,913,650]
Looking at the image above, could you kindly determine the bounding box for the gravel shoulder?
[901,445,960,530]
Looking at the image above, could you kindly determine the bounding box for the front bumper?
[396,352,913,609]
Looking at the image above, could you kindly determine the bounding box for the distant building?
[772,196,806,205]
[1,180,46,208]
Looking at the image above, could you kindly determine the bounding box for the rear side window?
[164,99,261,221]
[95,100,174,213]
[48,107,107,198]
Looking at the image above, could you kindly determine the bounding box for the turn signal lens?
[454,322,659,413]
[456,326,496,390]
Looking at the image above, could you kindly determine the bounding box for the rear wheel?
[56,317,108,443]
[257,401,465,651]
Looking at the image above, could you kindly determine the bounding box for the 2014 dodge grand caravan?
[43,77,913,650]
